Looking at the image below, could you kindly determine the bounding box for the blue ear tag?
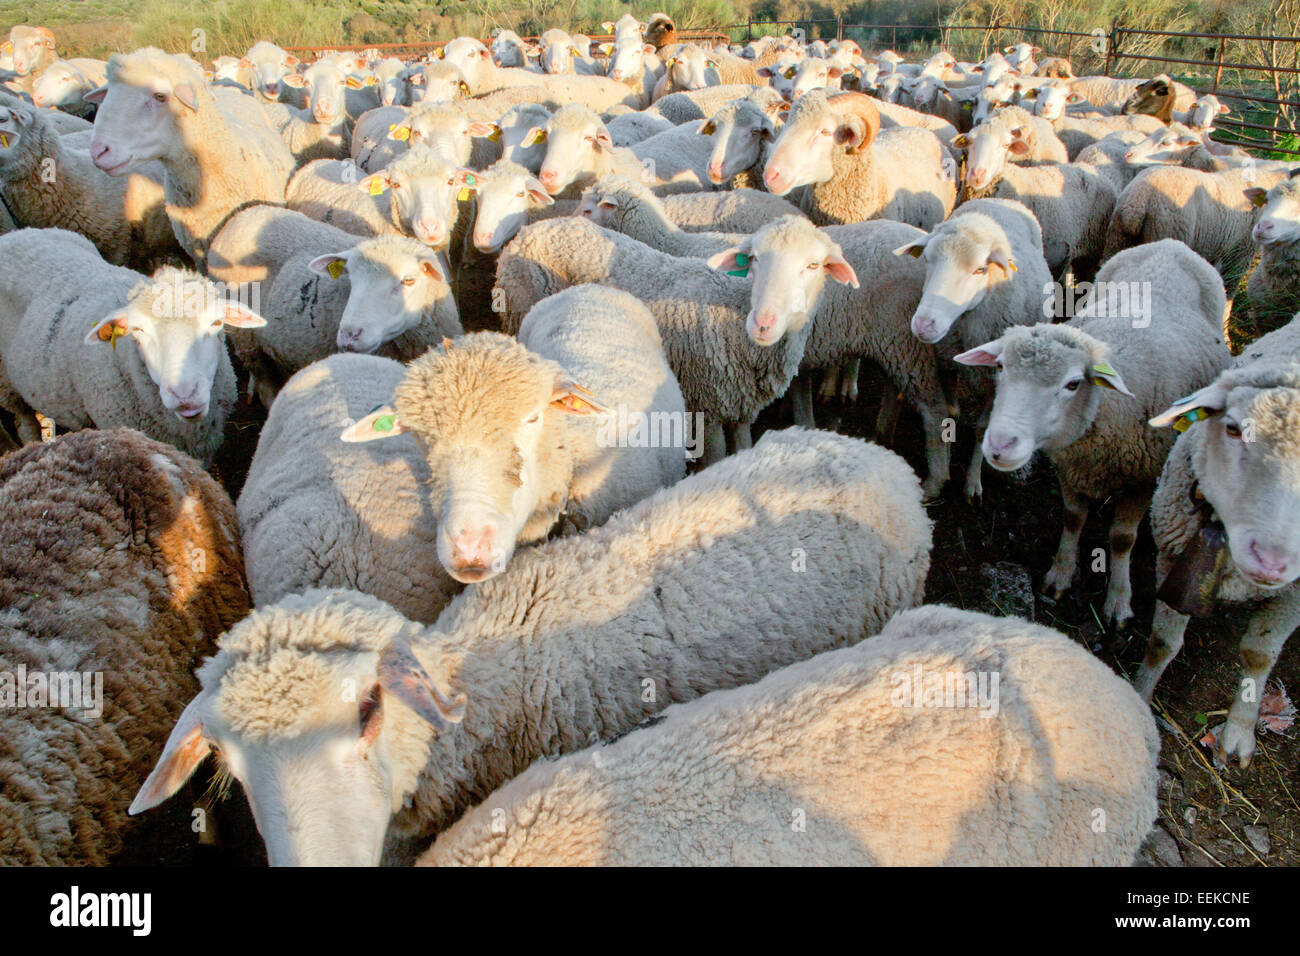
[726,252,751,277]
[1173,408,1209,433]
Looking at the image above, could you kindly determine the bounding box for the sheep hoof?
[1217,719,1257,770]
[1041,568,1073,602]
[839,379,859,404]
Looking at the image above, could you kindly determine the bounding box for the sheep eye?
[1225,421,1242,439]
[526,413,540,424]
[807,262,819,270]
[391,181,401,189]
[973,266,989,275]
[516,191,526,198]
[401,276,417,286]
[1064,379,1082,392]
[153,91,167,103]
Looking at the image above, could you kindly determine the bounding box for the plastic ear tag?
[726,252,751,277]
[783,67,796,79]
[346,76,362,89]
[0,132,8,148]
[488,127,501,141]
[1173,408,1209,432]
[98,323,126,350]
[367,177,387,195]
[458,187,471,201]
[1008,260,1018,272]
[326,259,345,279]
[372,413,397,432]
[389,124,411,141]
[1092,362,1117,378]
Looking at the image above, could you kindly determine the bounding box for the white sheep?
[342,285,686,580]
[30,57,105,117]
[87,48,296,264]
[206,205,462,400]
[764,90,955,230]
[957,239,1231,627]
[442,36,644,111]
[0,428,251,865]
[1139,358,1300,768]
[0,93,179,269]
[1244,175,1300,327]
[421,604,1159,867]
[132,427,932,865]
[0,228,262,464]
[238,352,461,625]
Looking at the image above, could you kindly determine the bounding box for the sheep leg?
[964,399,992,505]
[1101,489,1149,629]
[816,365,840,404]
[1133,601,1189,702]
[1043,485,1087,600]
[838,359,860,403]
[725,422,752,454]
[1219,604,1300,768]
[875,389,902,445]
[702,422,727,466]
[916,402,951,502]
[790,374,816,429]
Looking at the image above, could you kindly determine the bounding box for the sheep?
[489,102,551,170]
[87,48,296,265]
[958,239,1231,626]
[132,426,932,865]
[0,229,261,464]
[954,124,1116,281]
[466,158,560,253]
[373,57,409,106]
[893,198,1054,501]
[648,84,765,123]
[1035,57,1075,79]
[2,25,56,97]
[405,62,471,108]
[381,100,498,171]
[489,29,533,70]
[1244,176,1300,328]
[421,603,1158,867]
[627,118,716,190]
[697,97,779,187]
[576,174,742,257]
[1138,358,1300,768]
[1177,93,1230,131]
[958,104,1068,166]
[0,93,179,270]
[238,353,460,625]
[242,40,300,103]
[1067,75,1196,114]
[1073,129,1153,195]
[265,58,355,163]
[531,102,648,199]
[0,428,250,866]
[30,58,105,117]
[657,185,804,231]
[1052,113,1165,160]
[284,158,393,236]
[1121,123,1247,172]
[1104,162,1293,321]
[343,286,686,575]
[764,91,955,230]
[495,216,812,463]
[442,37,644,111]
[605,108,675,146]
[206,206,462,399]
[603,34,660,103]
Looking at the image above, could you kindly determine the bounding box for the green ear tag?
[726,251,751,278]
[373,414,396,433]
[1173,408,1209,433]
[1092,361,1117,377]
[464,174,476,186]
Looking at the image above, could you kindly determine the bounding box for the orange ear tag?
[488,128,501,142]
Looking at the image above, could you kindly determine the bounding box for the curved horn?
[827,91,881,155]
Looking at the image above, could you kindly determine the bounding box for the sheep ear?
[954,340,1005,367]
[987,248,1017,275]
[707,247,752,276]
[1021,87,1038,99]
[824,252,859,287]
[699,119,716,135]
[388,122,412,142]
[129,693,212,814]
[1089,360,1134,397]
[468,121,495,137]
[524,177,553,205]
[1244,188,1269,208]
[283,73,307,88]
[85,310,131,347]
[1008,138,1031,155]
[341,404,406,442]
[951,132,971,149]
[1218,103,1230,114]
[173,83,198,111]
[308,253,349,279]
[83,84,107,105]
[377,640,466,732]
[285,55,301,68]
[358,171,390,196]
[892,241,926,259]
[1150,384,1227,429]
[419,258,445,282]
[217,301,267,329]
[522,126,547,147]
[550,378,611,416]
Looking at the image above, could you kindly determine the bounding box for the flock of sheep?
[0,10,1297,867]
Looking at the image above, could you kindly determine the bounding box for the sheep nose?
[168,383,199,403]
[449,527,497,571]
[416,218,445,243]
[751,311,778,338]
[473,231,495,250]
[708,161,725,182]
[967,167,988,185]
[986,434,1019,462]
[337,326,365,349]
[611,69,623,79]
[1248,541,1292,583]
[911,315,938,339]
[539,168,558,185]
[90,141,110,163]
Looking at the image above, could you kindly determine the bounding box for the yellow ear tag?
[346,76,360,89]
[488,127,501,142]
[1173,408,1209,432]
[457,187,471,202]
[1092,361,1117,377]
[367,177,388,196]
[1008,260,1018,272]
[326,259,345,279]
[0,132,8,148]
[389,124,411,142]
[97,323,126,350]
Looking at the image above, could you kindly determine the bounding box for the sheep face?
[1152,369,1300,589]
[245,41,298,100]
[757,54,801,100]
[895,213,1018,344]
[32,62,88,110]
[416,64,469,105]
[1188,94,1229,130]
[286,60,348,125]
[132,599,467,867]
[0,102,33,168]
[490,31,527,69]
[1250,179,1300,245]
[344,334,607,583]
[956,325,1127,472]
[662,46,720,93]
[83,268,266,421]
[89,53,208,174]
[1122,74,1174,118]
[764,92,878,195]
[709,216,858,346]
[971,77,1019,124]
[700,103,774,184]
[953,120,1031,193]
[1027,79,1080,121]
[8,26,54,77]
[536,106,614,196]
[790,59,844,100]
[540,31,576,75]
[360,147,470,248]
[374,58,406,106]
[471,164,551,252]
[1122,124,1202,166]
[391,103,485,167]
[607,38,649,82]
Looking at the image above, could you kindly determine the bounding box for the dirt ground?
[109,349,1298,867]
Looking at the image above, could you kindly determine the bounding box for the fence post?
[747,17,752,42]
[1213,35,1226,92]
[837,15,843,41]
[1104,18,1120,75]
